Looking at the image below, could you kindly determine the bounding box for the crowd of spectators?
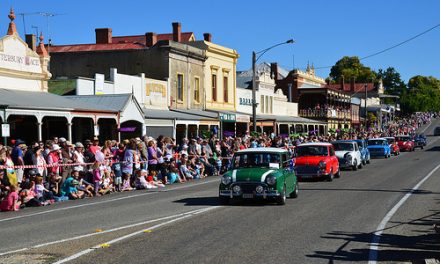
[0,112,436,212]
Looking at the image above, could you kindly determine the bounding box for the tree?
[376,67,406,95]
[329,56,376,83]
[400,75,440,113]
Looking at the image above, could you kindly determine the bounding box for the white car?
[331,140,363,170]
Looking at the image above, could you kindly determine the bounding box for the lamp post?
[252,39,294,132]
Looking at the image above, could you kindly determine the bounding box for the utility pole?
[364,83,368,128]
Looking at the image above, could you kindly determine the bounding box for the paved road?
[1,121,440,264]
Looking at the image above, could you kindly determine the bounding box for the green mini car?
[219,148,298,205]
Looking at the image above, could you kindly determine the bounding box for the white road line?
[368,162,440,264]
[0,177,219,223]
[53,206,219,264]
[0,207,215,257]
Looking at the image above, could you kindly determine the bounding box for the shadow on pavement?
[173,197,220,206]
[426,146,440,151]
[301,187,435,195]
[307,210,440,263]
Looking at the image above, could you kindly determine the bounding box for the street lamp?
[252,39,294,132]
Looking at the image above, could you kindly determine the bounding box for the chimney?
[95,28,112,44]
[172,22,181,42]
[270,62,278,81]
[350,77,356,91]
[203,33,212,42]
[25,34,37,51]
[145,32,157,47]
[340,75,345,90]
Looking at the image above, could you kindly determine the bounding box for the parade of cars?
[219,128,430,205]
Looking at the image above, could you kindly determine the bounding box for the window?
[260,95,265,113]
[223,76,228,103]
[194,77,200,103]
[212,74,217,101]
[177,74,184,102]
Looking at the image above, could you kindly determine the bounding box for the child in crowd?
[0,185,20,211]
[100,172,115,195]
[92,161,102,196]
[121,173,134,192]
[34,176,54,204]
[145,170,165,188]
[135,170,155,190]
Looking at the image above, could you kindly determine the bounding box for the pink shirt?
[0,191,19,211]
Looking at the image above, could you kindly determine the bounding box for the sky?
[1,0,439,82]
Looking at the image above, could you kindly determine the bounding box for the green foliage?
[376,67,406,95]
[250,131,261,138]
[400,75,440,114]
[200,130,211,139]
[329,56,376,83]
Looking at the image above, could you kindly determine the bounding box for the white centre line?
[368,162,440,264]
[0,177,219,223]
[53,206,219,264]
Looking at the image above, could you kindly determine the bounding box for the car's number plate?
[242,193,254,199]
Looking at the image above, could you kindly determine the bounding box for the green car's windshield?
[232,152,281,169]
[296,146,328,157]
[332,143,354,151]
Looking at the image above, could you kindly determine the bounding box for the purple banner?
[119,127,136,132]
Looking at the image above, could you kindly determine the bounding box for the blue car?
[354,139,371,165]
[367,138,391,158]
[413,134,427,149]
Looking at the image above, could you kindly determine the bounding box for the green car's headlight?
[266,175,276,185]
[221,176,232,185]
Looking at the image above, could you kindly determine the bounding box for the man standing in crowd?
[11,139,25,185]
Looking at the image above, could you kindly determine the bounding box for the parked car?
[331,140,363,170]
[367,138,391,158]
[219,148,298,205]
[354,139,371,165]
[413,134,427,149]
[384,137,400,156]
[294,142,340,181]
[434,126,440,136]
[395,135,415,152]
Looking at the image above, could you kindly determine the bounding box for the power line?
[313,22,440,70]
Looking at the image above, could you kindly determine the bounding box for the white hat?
[52,144,61,151]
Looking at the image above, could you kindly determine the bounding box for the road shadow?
[306,210,440,263]
[173,196,220,206]
[173,196,283,207]
[426,146,440,152]
[301,187,435,195]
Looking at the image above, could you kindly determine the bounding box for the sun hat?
[52,144,61,151]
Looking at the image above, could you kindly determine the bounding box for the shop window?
[194,77,200,103]
[223,76,228,103]
[212,74,217,101]
[177,74,184,102]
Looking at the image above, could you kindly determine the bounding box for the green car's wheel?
[290,183,299,198]
[219,196,229,205]
[277,186,287,205]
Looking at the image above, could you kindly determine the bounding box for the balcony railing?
[299,109,352,120]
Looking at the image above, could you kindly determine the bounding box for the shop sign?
[1,124,10,137]
[219,113,236,123]
[236,114,250,123]
[119,127,136,132]
[239,98,253,106]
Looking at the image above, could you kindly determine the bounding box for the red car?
[294,142,340,181]
[395,135,415,152]
[384,137,400,155]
